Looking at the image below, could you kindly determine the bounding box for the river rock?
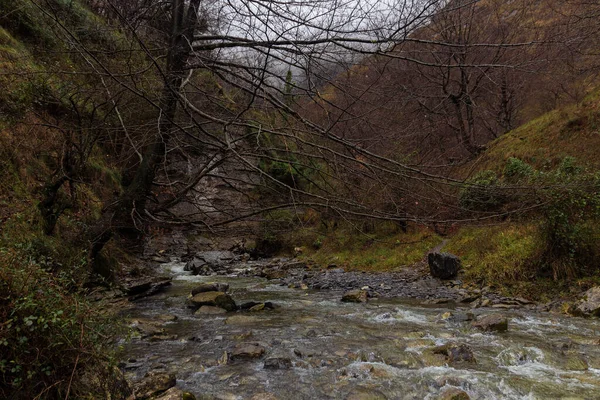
[191,283,230,296]
[446,312,475,323]
[230,343,266,360]
[154,387,197,400]
[345,387,388,400]
[132,372,176,400]
[125,277,172,299]
[572,287,600,317]
[472,314,508,332]
[249,303,265,312]
[184,258,207,274]
[440,388,470,400]
[264,357,293,369]
[195,306,228,315]
[433,343,476,364]
[428,252,461,280]
[188,291,237,312]
[341,289,368,303]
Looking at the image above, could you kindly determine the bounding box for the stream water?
[121,260,600,399]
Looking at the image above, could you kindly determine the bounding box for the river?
[120,259,600,399]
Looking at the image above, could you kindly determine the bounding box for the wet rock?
[446,312,475,323]
[148,334,178,342]
[264,268,287,280]
[156,314,178,322]
[293,348,316,358]
[195,306,228,315]
[230,343,266,360]
[264,357,293,369]
[240,301,276,311]
[572,287,600,317]
[341,289,368,303]
[440,388,470,400]
[132,372,176,400]
[249,303,265,312]
[125,277,172,299]
[132,319,166,339]
[472,314,508,332]
[433,343,476,364]
[428,252,461,280]
[345,387,388,400]
[154,387,197,400]
[184,258,207,274]
[191,283,230,296]
[188,291,237,312]
[459,294,480,303]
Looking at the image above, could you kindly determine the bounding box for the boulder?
[230,343,266,360]
[132,372,176,400]
[188,291,237,312]
[472,314,508,332]
[264,357,293,369]
[341,289,368,303]
[573,286,600,317]
[191,283,229,296]
[428,252,461,280]
[433,343,476,364]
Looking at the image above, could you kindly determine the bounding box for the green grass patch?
[297,224,442,272]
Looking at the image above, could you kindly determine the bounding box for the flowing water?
[121,260,600,399]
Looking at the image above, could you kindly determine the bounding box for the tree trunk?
[89,0,202,260]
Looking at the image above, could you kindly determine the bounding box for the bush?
[538,169,600,279]
[504,157,534,182]
[459,170,506,211]
[0,246,128,399]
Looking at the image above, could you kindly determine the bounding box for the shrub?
[459,170,506,211]
[504,157,534,182]
[0,246,128,399]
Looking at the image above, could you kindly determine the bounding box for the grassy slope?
[0,2,131,398]
[296,91,600,301]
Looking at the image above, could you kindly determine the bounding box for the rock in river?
[433,343,476,364]
[264,357,293,369]
[132,372,176,400]
[472,314,508,332]
[230,343,266,360]
[572,286,600,317]
[341,289,368,303]
[428,252,461,280]
[188,291,237,312]
[191,283,230,296]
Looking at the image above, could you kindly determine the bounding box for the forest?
[2,0,600,399]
